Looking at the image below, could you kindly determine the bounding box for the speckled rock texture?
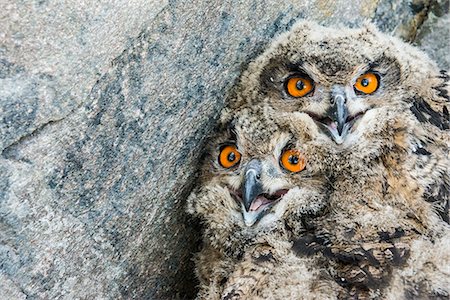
[415,0,450,69]
[0,0,448,298]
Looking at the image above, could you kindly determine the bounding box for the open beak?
[307,90,365,145]
[241,160,263,227]
[326,93,350,144]
[237,159,288,227]
[332,94,348,137]
[242,166,263,212]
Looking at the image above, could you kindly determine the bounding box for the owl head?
[187,107,330,257]
[230,21,448,164]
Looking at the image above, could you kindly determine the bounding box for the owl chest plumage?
[293,127,449,298]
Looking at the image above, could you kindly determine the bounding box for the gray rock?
[0,0,447,298]
[0,0,167,151]
[415,0,450,69]
[372,0,431,41]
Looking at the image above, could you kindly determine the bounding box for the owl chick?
[187,107,344,299]
[226,21,449,298]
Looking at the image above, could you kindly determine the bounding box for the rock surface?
[415,0,450,69]
[0,0,448,298]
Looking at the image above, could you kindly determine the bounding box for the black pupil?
[227,152,236,162]
[361,78,369,87]
[288,155,299,165]
[296,79,305,90]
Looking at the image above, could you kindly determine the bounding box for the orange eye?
[354,72,379,94]
[280,149,306,173]
[218,145,241,168]
[286,76,314,97]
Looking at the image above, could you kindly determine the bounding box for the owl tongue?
[249,195,270,212]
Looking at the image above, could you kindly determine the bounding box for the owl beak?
[242,160,263,213]
[240,160,288,226]
[325,92,349,144]
[332,94,348,136]
[240,160,264,227]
